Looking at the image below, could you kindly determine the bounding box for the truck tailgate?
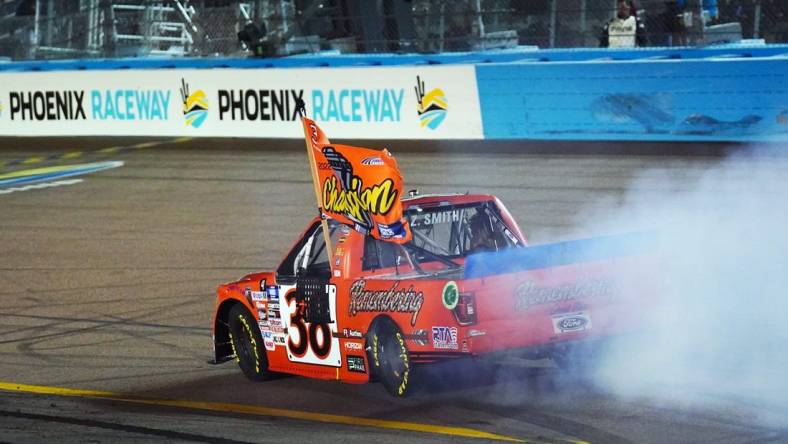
[461,233,660,353]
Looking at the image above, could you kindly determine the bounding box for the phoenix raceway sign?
[0,66,482,139]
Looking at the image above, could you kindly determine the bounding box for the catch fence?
[0,0,785,60]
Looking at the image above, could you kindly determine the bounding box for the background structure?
[1,0,785,60]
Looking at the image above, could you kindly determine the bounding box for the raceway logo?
[8,89,170,121]
[91,89,170,121]
[180,79,208,128]
[9,91,87,121]
[217,88,303,121]
[311,88,404,123]
[415,76,447,130]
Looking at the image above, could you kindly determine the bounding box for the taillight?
[453,293,477,325]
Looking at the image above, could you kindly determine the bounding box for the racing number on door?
[285,291,332,359]
[280,285,340,367]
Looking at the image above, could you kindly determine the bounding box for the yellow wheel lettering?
[372,334,380,368]
[236,311,263,374]
[229,332,240,363]
[394,331,409,395]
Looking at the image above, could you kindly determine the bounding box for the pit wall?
[1,46,786,142]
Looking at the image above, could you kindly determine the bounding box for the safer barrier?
[477,55,788,142]
[1,45,786,141]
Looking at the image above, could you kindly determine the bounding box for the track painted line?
[61,151,83,160]
[0,178,83,194]
[0,161,124,187]
[0,137,193,171]
[0,381,554,443]
[21,156,44,165]
[131,141,161,149]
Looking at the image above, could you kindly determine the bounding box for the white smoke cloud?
[574,145,788,426]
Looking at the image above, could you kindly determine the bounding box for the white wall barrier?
[0,66,483,140]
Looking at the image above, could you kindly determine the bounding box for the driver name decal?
[409,209,461,228]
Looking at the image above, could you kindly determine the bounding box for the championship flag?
[302,117,412,244]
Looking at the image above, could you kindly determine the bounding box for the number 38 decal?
[283,286,341,367]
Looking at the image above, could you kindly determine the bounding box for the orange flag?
[303,117,412,244]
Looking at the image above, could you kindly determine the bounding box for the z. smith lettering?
[10,91,86,121]
[218,89,304,121]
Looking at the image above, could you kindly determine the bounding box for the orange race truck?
[211,191,658,396]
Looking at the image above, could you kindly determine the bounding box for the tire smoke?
[576,145,788,426]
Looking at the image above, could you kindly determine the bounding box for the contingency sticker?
[266,286,280,300]
[249,291,266,301]
[262,330,275,351]
[432,326,458,349]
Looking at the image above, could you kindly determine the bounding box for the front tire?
[368,318,412,397]
[228,304,272,381]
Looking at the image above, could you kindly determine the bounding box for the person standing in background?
[600,0,648,47]
[703,0,719,23]
[678,0,719,24]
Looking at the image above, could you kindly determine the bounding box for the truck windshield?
[362,201,519,273]
[405,201,518,259]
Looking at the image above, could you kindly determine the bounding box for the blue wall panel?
[477,57,788,142]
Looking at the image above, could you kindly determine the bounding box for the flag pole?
[296,100,335,270]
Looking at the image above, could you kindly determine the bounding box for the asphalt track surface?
[1,136,786,444]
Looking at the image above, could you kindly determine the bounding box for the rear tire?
[367,318,412,397]
[228,304,272,381]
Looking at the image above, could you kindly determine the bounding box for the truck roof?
[401,192,496,208]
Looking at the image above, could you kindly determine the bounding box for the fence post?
[32,0,40,56]
[474,0,485,50]
[439,1,445,53]
[580,0,587,46]
[549,0,557,48]
[44,0,54,47]
[101,0,115,58]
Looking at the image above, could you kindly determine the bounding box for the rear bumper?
[462,299,648,356]
[409,335,617,368]
[472,336,612,362]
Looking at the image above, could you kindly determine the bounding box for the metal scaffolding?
[0,0,785,61]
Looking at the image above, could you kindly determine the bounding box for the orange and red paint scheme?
[211,193,659,395]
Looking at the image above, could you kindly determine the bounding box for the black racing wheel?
[368,317,412,397]
[228,304,272,381]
